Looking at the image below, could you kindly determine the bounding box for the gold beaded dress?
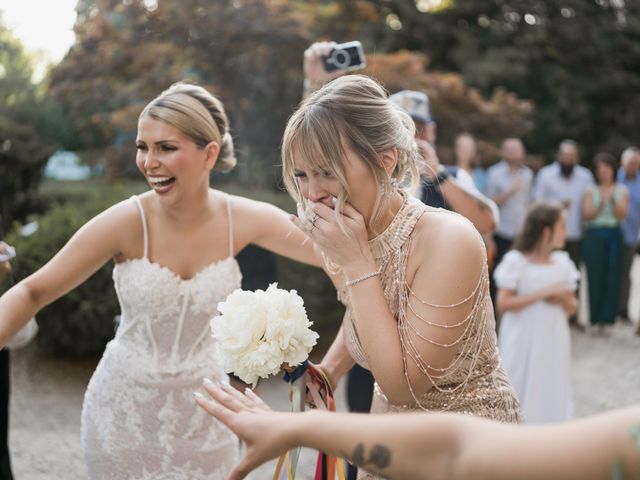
[339,194,522,480]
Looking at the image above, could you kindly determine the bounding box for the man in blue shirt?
[616,146,640,335]
[534,140,593,268]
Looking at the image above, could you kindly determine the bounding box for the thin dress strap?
[131,196,149,259]
[226,194,234,258]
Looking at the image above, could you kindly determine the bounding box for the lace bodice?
[113,255,241,374]
[81,195,242,479]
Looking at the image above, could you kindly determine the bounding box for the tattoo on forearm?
[352,443,391,473]
[631,425,640,450]
[611,425,640,479]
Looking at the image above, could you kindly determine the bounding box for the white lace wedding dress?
[81,195,241,479]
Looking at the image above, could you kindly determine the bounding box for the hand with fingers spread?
[194,380,293,480]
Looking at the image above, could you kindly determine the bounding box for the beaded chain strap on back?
[340,193,521,420]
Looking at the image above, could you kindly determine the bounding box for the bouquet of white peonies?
[210,283,319,386]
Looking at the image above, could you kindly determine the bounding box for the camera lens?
[331,49,351,69]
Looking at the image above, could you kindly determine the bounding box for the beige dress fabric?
[338,194,522,480]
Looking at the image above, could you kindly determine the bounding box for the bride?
[0,82,318,479]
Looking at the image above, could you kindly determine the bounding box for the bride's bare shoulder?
[222,193,287,216]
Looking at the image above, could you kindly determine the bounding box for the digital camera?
[322,41,366,73]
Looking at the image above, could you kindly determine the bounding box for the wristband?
[345,269,381,288]
[435,169,451,186]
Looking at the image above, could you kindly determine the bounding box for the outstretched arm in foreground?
[195,382,640,480]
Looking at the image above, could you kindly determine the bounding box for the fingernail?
[193,391,205,399]
[203,377,216,386]
[244,387,252,394]
[220,378,230,386]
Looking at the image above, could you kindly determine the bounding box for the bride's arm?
[0,201,135,348]
[232,197,321,267]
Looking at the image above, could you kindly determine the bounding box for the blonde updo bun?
[140,82,237,173]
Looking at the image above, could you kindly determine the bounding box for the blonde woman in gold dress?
[280,74,521,479]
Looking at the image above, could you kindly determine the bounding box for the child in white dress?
[495,201,579,424]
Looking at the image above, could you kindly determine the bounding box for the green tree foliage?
[369,0,640,160]
[49,0,532,181]
[49,0,315,181]
[363,51,533,164]
[0,19,59,232]
[4,186,134,355]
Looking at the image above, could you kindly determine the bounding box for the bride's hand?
[292,200,374,276]
[195,381,294,480]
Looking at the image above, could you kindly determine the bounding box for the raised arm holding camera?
[302,41,358,96]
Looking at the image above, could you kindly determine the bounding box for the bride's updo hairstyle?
[282,74,420,233]
[140,82,237,173]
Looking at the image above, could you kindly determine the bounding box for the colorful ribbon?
[276,362,346,480]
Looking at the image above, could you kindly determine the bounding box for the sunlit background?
[0,0,77,79]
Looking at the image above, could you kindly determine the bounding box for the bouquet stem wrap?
[276,362,346,480]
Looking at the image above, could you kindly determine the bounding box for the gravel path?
[8,263,640,479]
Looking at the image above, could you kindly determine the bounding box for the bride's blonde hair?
[282,75,420,233]
[140,82,237,173]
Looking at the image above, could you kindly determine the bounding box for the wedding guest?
[388,91,497,235]
[486,138,534,316]
[616,147,640,331]
[281,73,521,480]
[301,48,500,477]
[533,140,593,329]
[453,132,497,268]
[582,152,629,334]
[0,241,13,480]
[0,82,319,479]
[454,132,488,194]
[495,202,578,423]
[533,140,593,272]
[303,42,497,237]
[196,381,640,480]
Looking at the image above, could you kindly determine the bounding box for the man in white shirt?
[486,138,534,314]
[533,140,594,268]
[487,138,534,248]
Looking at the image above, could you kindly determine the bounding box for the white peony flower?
[210,283,319,386]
